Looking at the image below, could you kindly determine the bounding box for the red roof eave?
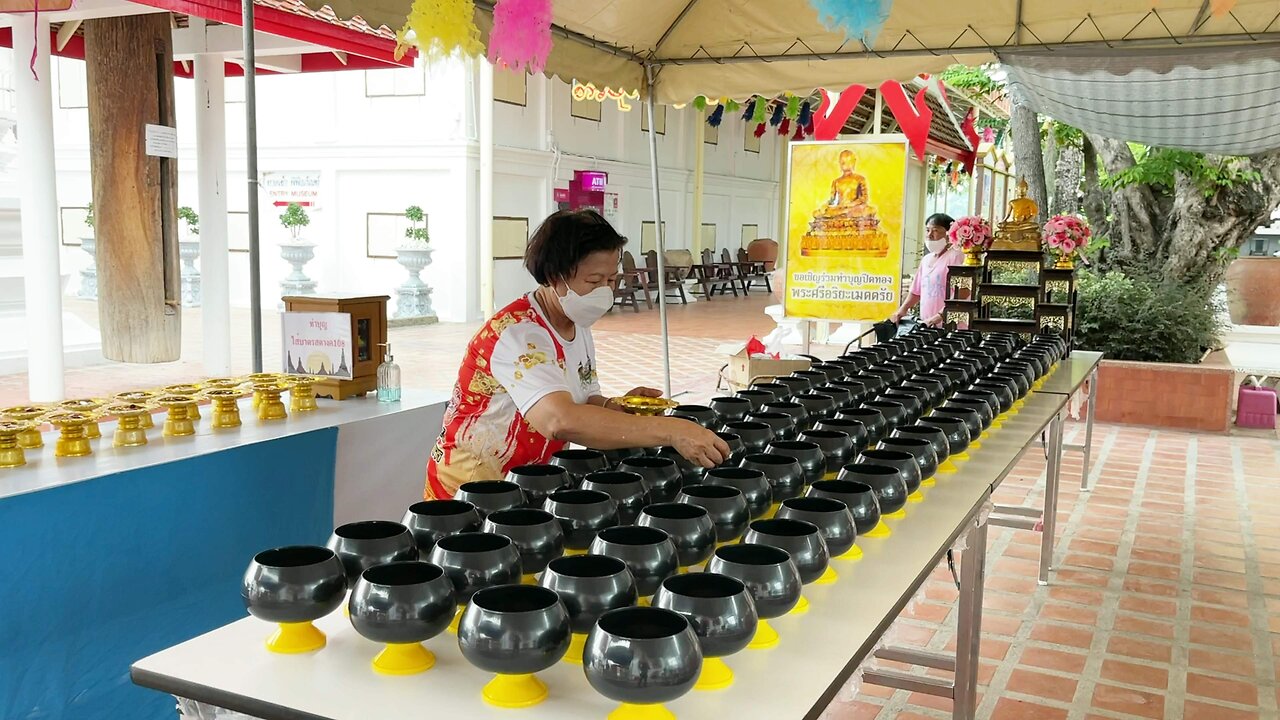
[129,0,412,67]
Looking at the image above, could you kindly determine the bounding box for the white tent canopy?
[309,0,1280,107]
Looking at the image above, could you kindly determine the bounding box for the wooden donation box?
[282,295,388,399]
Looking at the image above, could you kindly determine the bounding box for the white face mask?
[925,238,948,254]
[556,283,614,327]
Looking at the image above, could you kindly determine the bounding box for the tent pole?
[644,64,672,397]
[243,0,263,373]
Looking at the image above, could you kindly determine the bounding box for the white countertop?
[1032,351,1103,397]
[131,392,1068,720]
[0,389,448,502]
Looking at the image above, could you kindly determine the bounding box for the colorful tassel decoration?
[769,103,785,127]
[798,100,813,129]
[754,123,767,138]
[708,104,725,127]
[741,99,756,121]
[785,95,801,119]
[487,0,553,73]
[693,96,708,111]
[725,99,741,114]
[808,0,894,44]
[753,97,768,124]
[778,118,791,136]
[398,0,483,60]
[793,124,806,141]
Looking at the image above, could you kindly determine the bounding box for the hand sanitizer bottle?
[376,342,401,403]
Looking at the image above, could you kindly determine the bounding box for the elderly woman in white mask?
[425,209,728,500]
[889,213,964,327]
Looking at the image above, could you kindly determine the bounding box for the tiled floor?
[8,293,1280,718]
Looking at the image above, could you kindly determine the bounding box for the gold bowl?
[156,395,199,437]
[1,405,49,449]
[202,388,246,429]
[0,419,33,467]
[616,396,678,416]
[44,410,96,458]
[114,392,159,429]
[106,403,153,447]
[162,385,204,420]
[283,376,322,413]
[58,399,108,439]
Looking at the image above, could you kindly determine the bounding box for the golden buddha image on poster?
[785,139,908,322]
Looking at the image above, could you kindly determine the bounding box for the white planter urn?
[279,239,317,298]
[179,237,201,306]
[78,234,97,300]
[394,245,435,319]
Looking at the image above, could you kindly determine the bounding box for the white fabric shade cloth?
[306,0,1280,105]
[1002,45,1280,155]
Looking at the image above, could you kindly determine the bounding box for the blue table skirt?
[0,429,338,720]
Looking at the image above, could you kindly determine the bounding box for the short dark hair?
[524,209,627,285]
[925,213,956,230]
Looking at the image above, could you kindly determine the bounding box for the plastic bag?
[177,698,263,720]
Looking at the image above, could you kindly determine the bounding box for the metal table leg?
[1080,367,1098,491]
[1039,412,1063,585]
[952,516,988,720]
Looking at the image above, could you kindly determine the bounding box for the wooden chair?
[643,250,687,304]
[737,247,772,293]
[722,248,750,293]
[609,269,641,313]
[621,251,653,309]
[692,248,738,298]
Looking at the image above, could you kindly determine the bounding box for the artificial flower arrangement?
[947,215,994,266]
[1043,214,1092,268]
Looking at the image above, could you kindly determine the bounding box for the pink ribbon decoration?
[487,0,553,74]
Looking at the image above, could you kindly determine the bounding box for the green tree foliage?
[1075,270,1223,364]
[403,205,429,244]
[280,203,310,240]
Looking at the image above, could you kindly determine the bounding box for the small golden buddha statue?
[990,177,1043,252]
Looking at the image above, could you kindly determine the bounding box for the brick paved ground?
[7,293,1280,719]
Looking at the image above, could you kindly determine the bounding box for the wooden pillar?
[84,13,181,363]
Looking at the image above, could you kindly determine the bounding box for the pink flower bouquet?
[1043,214,1091,258]
[947,215,994,252]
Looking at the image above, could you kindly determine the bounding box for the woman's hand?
[665,419,730,469]
[625,386,664,398]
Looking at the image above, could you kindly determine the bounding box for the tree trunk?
[1043,129,1058,213]
[1053,143,1083,216]
[1009,96,1048,224]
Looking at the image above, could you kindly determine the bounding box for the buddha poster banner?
[784,138,908,322]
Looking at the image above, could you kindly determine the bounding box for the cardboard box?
[722,348,811,390]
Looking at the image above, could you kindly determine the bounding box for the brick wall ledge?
[1090,359,1235,433]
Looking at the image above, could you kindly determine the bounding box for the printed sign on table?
[282,312,353,380]
[783,138,909,321]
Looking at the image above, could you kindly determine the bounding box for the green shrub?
[1074,270,1223,364]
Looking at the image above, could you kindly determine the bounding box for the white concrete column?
[691,113,705,255]
[478,59,494,318]
[194,51,231,375]
[14,14,66,401]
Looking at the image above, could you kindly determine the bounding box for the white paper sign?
[281,312,353,380]
[144,124,178,158]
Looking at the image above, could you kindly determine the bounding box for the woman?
[425,209,730,500]
[889,213,965,327]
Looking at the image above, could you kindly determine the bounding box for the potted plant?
[177,206,201,306]
[278,202,316,297]
[394,204,435,319]
[78,203,97,300]
[947,215,993,267]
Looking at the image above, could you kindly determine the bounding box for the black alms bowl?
[837,463,908,516]
[709,396,752,424]
[919,415,972,455]
[541,554,638,634]
[326,520,418,583]
[542,489,620,552]
[797,429,856,477]
[243,545,347,624]
[738,452,806,503]
[858,449,923,495]
[580,470,651,525]
[590,525,679,597]
[482,508,565,575]
[676,484,750,544]
[504,465,573,508]
[764,440,826,486]
[741,518,829,584]
[457,584,570,675]
[427,532,523,604]
[652,573,757,658]
[807,480,881,536]
[549,448,609,484]
[745,411,798,442]
[402,500,481,555]
[454,481,527,520]
[705,543,801,619]
[583,607,702,708]
[618,456,683,504]
[703,466,773,519]
[878,437,939,481]
[638,502,716,568]
[775,497,857,559]
[348,561,456,645]
[721,421,774,453]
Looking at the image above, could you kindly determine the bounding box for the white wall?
[42,55,780,323]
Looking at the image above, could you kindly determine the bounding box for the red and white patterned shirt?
[425,293,601,499]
